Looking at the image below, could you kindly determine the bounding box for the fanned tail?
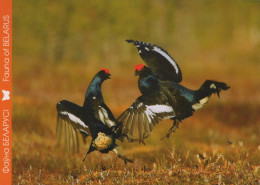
[199,80,230,98]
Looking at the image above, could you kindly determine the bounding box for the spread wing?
[117,95,176,143]
[126,39,182,83]
[56,100,91,152]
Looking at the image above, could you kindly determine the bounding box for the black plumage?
[118,41,230,142]
[56,69,133,164]
[126,40,182,83]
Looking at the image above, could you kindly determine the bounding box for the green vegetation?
[13,0,260,184]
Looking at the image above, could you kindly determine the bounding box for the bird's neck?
[138,73,160,95]
[85,76,104,100]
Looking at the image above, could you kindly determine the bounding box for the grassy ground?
[13,1,260,184]
[12,62,260,184]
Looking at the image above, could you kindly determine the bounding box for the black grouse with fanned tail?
[120,40,230,141]
[56,69,133,164]
[118,63,229,142]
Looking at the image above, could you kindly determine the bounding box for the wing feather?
[130,111,138,137]
[120,112,130,124]
[56,100,90,153]
[56,116,63,146]
[126,39,182,83]
[138,113,144,142]
[142,113,150,138]
[64,121,69,152]
[75,128,80,152]
[117,110,128,122]
[117,96,175,142]
[123,109,134,134]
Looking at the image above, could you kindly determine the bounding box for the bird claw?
[160,135,167,140]
[160,132,172,140]
[128,138,145,145]
[118,154,134,165]
[82,155,87,162]
[123,158,134,165]
[113,149,134,165]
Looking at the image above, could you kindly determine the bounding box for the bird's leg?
[128,138,145,145]
[160,119,180,140]
[112,149,134,165]
[83,144,95,161]
[82,153,88,162]
[124,134,146,145]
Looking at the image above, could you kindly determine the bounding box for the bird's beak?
[108,74,111,79]
[134,71,138,76]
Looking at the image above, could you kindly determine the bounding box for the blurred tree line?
[14,0,260,69]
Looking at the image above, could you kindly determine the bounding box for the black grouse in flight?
[118,40,230,142]
[56,69,133,164]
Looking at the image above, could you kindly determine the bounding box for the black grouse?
[56,69,133,163]
[118,40,230,142]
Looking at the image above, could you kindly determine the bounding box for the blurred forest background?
[13,0,260,184]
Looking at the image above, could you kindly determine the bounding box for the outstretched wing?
[126,40,182,83]
[117,95,176,143]
[56,100,91,152]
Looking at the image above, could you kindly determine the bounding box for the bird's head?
[134,64,153,77]
[98,68,111,80]
[134,64,146,76]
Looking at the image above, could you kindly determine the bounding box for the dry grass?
[12,62,260,184]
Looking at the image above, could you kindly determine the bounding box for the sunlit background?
[13,1,260,184]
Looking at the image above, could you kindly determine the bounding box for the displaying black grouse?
[118,40,230,142]
[56,69,133,164]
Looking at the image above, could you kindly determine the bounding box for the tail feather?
[192,80,229,111]
[200,80,230,97]
[126,39,137,45]
[194,80,230,103]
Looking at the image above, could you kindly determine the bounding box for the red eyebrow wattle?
[134,64,144,71]
[100,68,110,74]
